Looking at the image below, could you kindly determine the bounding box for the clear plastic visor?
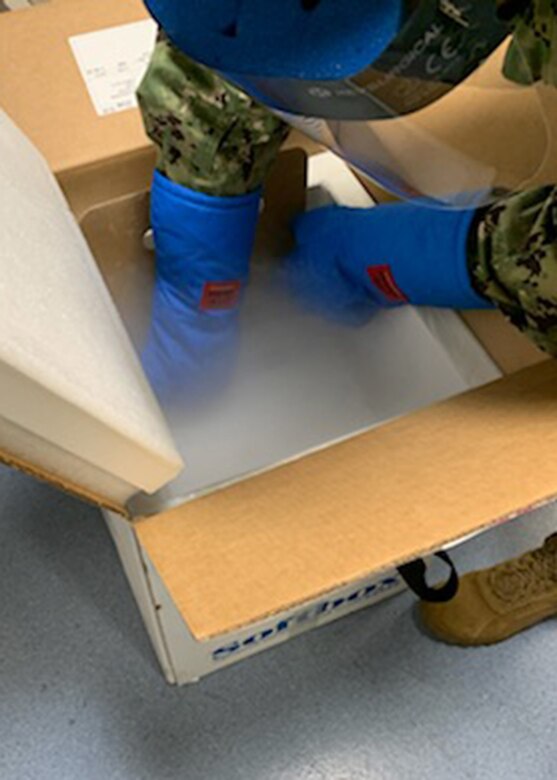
[227,4,552,209]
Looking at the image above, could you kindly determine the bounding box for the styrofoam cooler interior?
[134,153,499,516]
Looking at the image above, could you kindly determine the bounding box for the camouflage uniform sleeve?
[503,0,557,86]
[136,31,290,197]
[470,186,557,356]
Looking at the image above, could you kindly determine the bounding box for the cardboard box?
[1,0,557,685]
[0,110,544,684]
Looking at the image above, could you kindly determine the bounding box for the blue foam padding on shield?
[145,0,403,79]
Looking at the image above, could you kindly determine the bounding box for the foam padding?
[0,109,183,505]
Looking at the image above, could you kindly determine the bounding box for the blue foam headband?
[145,0,403,79]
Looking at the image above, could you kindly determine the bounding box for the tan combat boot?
[419,534,557,646]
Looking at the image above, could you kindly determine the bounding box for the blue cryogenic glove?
[287,201,494,325]
[142,171,261,404]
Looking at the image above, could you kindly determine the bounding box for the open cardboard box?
[2,0,557,685]
[4,109,557,684]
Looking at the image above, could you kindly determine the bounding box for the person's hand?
[141,171,261,405]
[285,200,492,323]
[285,206,380,326]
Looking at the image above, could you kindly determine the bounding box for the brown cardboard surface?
[80,191,155,348]
[61,149,157,223]
[136,360,557,641]
[0,0,150,177]
[253,148,307,261]
[0,0,156,216]
[460,311,548,376]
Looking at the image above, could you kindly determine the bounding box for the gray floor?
[1,465,556,780]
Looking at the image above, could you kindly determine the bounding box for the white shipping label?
[69,20,158,117]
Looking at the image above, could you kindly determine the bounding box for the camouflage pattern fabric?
[137,32,289,197]
[504,0,557,86]
[471,186,557,355]
[473,1,557,355]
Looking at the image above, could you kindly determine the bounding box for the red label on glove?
[200,281,242,311]
[367,265,409,304]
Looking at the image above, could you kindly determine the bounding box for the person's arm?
[137,30,289,197]
[286,1,557,342]
[285,183,557,365]
[136,32,289,402]
[471,186,557,356]
[483,3,557,353]
[285,201,493,327]
[503,0,557,86]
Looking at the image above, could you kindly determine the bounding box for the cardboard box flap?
[0,109,183,512]
[136,360,557,641]
[0,0,151,180]
[460,310,548,376]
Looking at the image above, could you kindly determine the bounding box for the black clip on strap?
[398,551,460,603]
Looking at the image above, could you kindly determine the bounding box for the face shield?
[225,1,550,209]
[147,0,551,209]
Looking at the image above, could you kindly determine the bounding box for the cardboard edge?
[0,359,183,495]
[138,548,202,685]
[459,309,548,376]
[0,445,129,518]
[186,492,557,642]
[139,547,406,685]
[59,147,156,221]
[103,510,178,684]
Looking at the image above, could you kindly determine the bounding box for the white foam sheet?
[0,110,183,504]
[133,153,500,515]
